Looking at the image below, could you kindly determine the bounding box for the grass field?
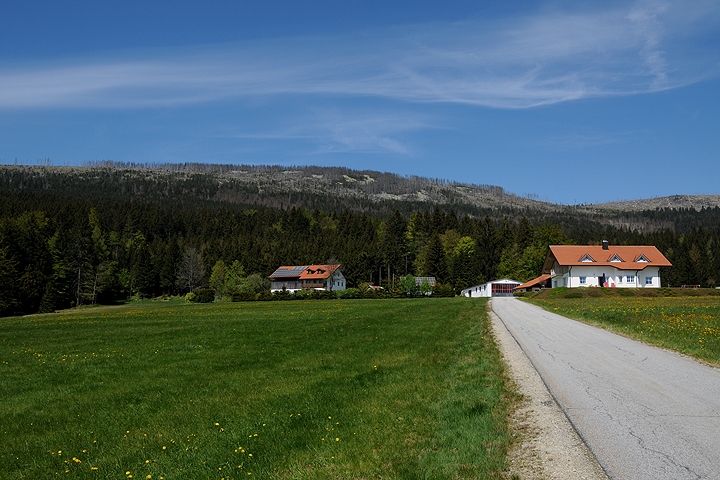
[528,293,720,365]
[0,298,515,479]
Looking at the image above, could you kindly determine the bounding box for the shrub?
[231,291,256,302]
[432,283,456,297]
[563,291,583,299]
[189,288,215,303]
[309,290,336,300]
[586,288,602,298]
[272,289,294,301]
[256,291,273,301]
[336,288,361,299]
[548,287,568,297]
[709,290,720,296]
[617,288,636,297]
[293,289,312,300]
[362,288,380,299]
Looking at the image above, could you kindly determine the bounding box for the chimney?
[602,240,609,250]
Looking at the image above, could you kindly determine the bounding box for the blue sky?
[1,1,719,204]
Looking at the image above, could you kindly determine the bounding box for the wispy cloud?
[1,0,718,110]
[220,110,438,155]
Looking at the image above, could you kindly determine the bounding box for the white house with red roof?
[269,264,346,293]
[543,241,672,288]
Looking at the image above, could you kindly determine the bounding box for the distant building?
[414,276,436,287]
[461,278,521,298]
[543,241,672,288]
[269,264,346,293]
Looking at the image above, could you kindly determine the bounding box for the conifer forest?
[2,164,720,317]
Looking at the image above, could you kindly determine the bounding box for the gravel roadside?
[488,300,608,480]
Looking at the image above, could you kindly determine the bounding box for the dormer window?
[635,254,650,262]
[580,253,595,262]
[608,254,624,262]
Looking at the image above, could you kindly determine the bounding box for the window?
[636,254,650,262]
[579,276,586,285]
[626,275,635,283]
[580,253,595,262]
[609,254,624,262]
[645,277,653,286]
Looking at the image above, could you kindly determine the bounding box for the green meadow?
[0,298,515,479]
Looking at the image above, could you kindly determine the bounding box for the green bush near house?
[616,288,636,297]
[547,286,568,297]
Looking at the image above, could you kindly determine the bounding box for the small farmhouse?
[461,278,521,298]
[269,264,346,293]
[544,241,672,288]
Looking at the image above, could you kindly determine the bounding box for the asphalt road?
[491,297,720,480]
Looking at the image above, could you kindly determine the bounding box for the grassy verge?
[0,298,515,479]
[526,292,720,365]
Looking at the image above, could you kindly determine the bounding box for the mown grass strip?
[0,298,514,479]
[527,295,720,365]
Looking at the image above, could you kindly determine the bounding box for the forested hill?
[4,163,720,229]
[2,163,720,317]
[2,163,552,216]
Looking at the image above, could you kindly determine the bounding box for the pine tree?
[424,233,448,284]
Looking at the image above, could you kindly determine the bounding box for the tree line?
[2,175,720,317]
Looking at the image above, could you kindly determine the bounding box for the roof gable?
[545,245,672,271]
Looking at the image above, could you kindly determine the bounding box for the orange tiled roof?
[515,274,551,290]
[270,264,341,280]
[545,245,671,271]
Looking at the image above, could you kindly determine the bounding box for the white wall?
[461,279,521,297]
[555,266,661,288]
[328,270,347,291]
